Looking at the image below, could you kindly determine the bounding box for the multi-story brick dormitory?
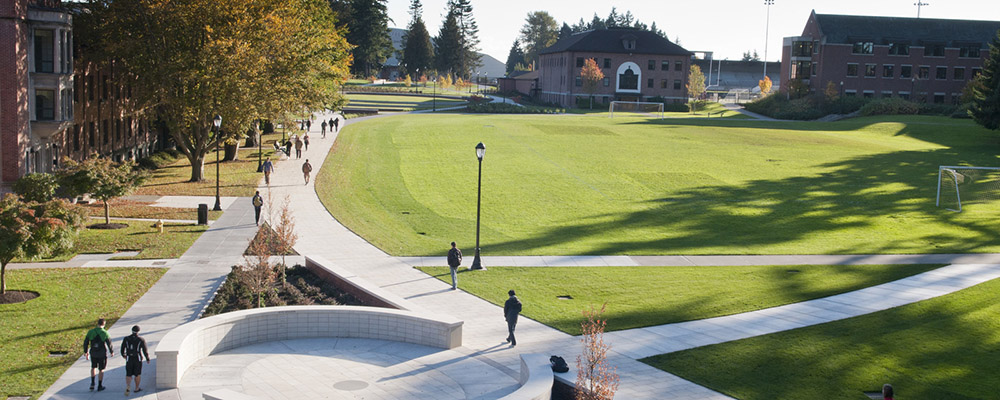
[0,0,162,188]
[780,10,1000,103]
[537,28,692,108]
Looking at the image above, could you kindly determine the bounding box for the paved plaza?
[30,110,1000,400]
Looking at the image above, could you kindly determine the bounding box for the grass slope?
[317,113,1000,256]
[0,268,165,399]
[643,276,1000,399]
[416,264,942,335]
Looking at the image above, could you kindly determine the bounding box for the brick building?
[537,28,692,107]
[0,0,161,188]
[781,11,1000,102]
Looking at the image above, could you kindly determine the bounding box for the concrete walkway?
[401,253,1000,267]
[40,197,259,400]
[722,103,779,121]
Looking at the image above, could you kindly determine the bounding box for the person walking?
[252,191,264,225]
[302,159,313,184]
[447,242,462,290]
[332,117,339,133]
[504,290,522,346]
[284,138,293,157]
[299,120,305,130]
[305,119,311,131]
[303,133,310,151]
[294,136,304,159]
[83,318,114,391]
[120,325,150,396]
[321,120,327,138]
[262,158,274,185]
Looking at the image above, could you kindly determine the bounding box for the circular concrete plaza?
[177,338,519,399]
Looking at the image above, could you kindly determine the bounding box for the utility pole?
[763,0,774,80]
[914,1,929,18]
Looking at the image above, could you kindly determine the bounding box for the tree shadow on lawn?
[485,122,1000,255]
[642,279,1000,399]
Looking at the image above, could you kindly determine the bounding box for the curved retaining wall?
[155,305,463,389]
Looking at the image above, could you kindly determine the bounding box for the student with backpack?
[447,242,462,290]
[120,325,150,396]
[83,318,114,391]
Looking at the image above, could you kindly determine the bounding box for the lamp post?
[763,0,774,80]
[212,114,223,211]
[433,77,437,112]
[840,81,844,98]
[256,120,264,172]
[470,142,486,270]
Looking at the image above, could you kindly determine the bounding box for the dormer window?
[621,34,637,50]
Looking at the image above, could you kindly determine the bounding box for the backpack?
[550,355,569,373]
[123,335,141,357]
[447,248,461,267]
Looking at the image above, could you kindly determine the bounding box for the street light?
[763,0,774,80]
[470,142,486,271]
[432,77,437,112]
[212,114,223,211]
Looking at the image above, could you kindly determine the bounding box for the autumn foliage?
[576,303,619,400]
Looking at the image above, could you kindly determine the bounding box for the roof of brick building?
[539,28,691,56]
[813,12,1000,46]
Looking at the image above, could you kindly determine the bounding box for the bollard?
[198,204,208,225]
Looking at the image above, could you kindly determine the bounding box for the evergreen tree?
[345,0,392,76]
[434,7,462,76]
[519,11,559,68]
[505,40,527,75]
[400,0,434,76]
[559,23,573,41]
[649,21,667,39]
[972,30,1000,130]
[453,0,481,78]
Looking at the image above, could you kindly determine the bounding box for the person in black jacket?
[120,325,150,395]
[447,242,462,290]
[504,290,522,346]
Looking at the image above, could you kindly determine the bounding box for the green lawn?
[643,276,1000,399]
[416,264,942,335]
[15,223,207,263]
[81,198,222,221]
[317,113,1000,256]
[135,132,285,197]
[345,93,467,111]
[0,268,165,399]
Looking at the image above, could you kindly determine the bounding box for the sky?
[386,0,1000,62]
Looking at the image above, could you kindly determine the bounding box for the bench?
[498,354,554,400]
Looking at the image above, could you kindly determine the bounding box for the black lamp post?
[256,120,263,172]
[470,142,486,270]
[212,114,223,211]
[433,78,437,112]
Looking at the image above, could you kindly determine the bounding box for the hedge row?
[466,103,564,114]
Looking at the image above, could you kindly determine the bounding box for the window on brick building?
[603,58,610,68]
[887,42,910,55]
[972,68,983,78]
[674,61,682,71]
[851,40,874,54]
[673,80,681,90]
[576,57,584,67]
[116,119,121,143]
[900,65,912,78]
[35,89,55,120]
[954,67,965,80]
[648,60,655,70]
[603,77,609,86]
[33,29,54,73]
[88,75,94,101]
[102,75,108,101]
[936,67,947,80]
[918,66,930,79]
[661,61,669,70]
[127,117,133,138]
[647,78,653,88]
[882,65,894,78]
[865,64,876,77]
[925,44,945,57]
[934,94,945,104]
[575,76,582,87]
[88,122,95,146]
[73,125,81,151]
[103,120,109,144]
[847,64,858,77]
[661,79,668,89]
[958,44,981,58]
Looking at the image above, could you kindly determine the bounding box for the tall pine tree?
[400,0,434,77]
[345,0,392,76]
[519,11,558,69]
[453,0,481,79]
[434,7,462,76]
[505,40,527,75]
[972,30,1000,130]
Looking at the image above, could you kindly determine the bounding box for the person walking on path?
[262,158,274,185]
[299,120,305,130]
[284,138,293,157]
[120,325,149,396]
[252,191,264,225]
[447,242,462,290]
[303,133,310,151]
[83,318,114,391]
[504,290,522,346]
[321,120,327,138]
[294,136,304,159]
[305,120,311,132]
[302,160,313,184]
[331,117,338,133]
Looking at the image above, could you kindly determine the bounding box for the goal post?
[609,101,664,119]
[936,166,1000,212]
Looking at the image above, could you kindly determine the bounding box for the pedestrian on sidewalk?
[504,290,522,346]
[299,120,305,130]
[262,158,274,185]
[447,242,462,290]
[302,159,313,184]
[294,136,304,159]
[120,325,149,396]
[331,117,338,133]
[284,138,293,157]
[305,120,311,131]
[83,318,114,391]
[321,120,327,138]
[303,133,310,151]
[252,191,264,225]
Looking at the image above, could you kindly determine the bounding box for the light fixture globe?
[213,115,222,129]
[475,142,485,161]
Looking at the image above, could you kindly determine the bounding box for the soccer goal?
[609,101,664,119]
[936,166,1000,212]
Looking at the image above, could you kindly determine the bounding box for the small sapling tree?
[581,58,605,109]
[576,302,619,400]
[687,64,706,113]
[59,157,148,225]
[237,226,276,308]
[759,75,772,96]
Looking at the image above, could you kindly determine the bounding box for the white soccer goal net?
[936,166,1000,212]
[609,101,664,119]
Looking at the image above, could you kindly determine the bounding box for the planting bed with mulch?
[202,265,363,317]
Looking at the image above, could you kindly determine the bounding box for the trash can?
[198,204,208,225]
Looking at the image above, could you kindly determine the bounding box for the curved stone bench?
[155,305,463,389]
[498,354,554,400]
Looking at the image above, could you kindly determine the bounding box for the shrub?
[466,103,563,114]
[137,149,181,170]
[951,102,974,119]
[575,97,605,109]
[12,173,59,202]
[918,103,959,116]
[860,98,920,116]
[646,96,690,112]
[747,93,869,120]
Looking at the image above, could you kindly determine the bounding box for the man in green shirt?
[83,318,114,391]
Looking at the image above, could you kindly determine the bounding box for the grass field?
[80,198,222,221]
[0,268,165,399]
[317,113,1000,256]
[643,276,1000,399]
[345,93,467,111]
[417,264,942,335]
